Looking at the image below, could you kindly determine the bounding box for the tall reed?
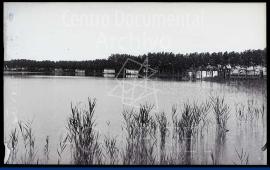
[233,148,249,165]
[56,134,69,164]
[6,96,264,165]
[18,121,37,164]
[67,98,103,164]
[43,136,49,164]
[122,104,157,165]
[9,128,19,164]
[210,96,230,131]
[156,112,169,164]
[104,135,119,164]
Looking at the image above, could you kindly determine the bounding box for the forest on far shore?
[4,48,266,74]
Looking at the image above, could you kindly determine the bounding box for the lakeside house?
[4,67,28,71]
[125,69,139,75]
[103,69,115,78]
[75,69,85,76]
[230,65,266,78]
[38,68,46,71]
[188,65,219,80]
[103,74,115,78]
[54,68,63,72]
[263,67,267,76]
[54,68,64,76]
[103,69,115,74]
[195,70,218,79]
[187,64,267,80]
[5,64,267,79]
[116,69,139,78]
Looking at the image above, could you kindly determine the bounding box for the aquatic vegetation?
[56,134,69,164]
[235,99,266,125]
[6,96,265,165]
[9,128,19,164]
[210,96,230,131]
[210,151,218,165]
[233,148,249,165]
[43,136,49,164]
[18,121,37,164]
[170,101,212,165]
[122,104,157,165]
[104,135,119,165]
[156,112,169,147]
[235,103,248,123]
[67,98,103,165]
[155,112,169,164]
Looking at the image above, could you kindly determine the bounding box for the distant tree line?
[4,49,266,74]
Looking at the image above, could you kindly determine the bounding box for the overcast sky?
[4,2,266,61]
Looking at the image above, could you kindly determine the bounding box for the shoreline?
[3,70,267,81]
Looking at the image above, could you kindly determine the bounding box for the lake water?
[4,75,267,165]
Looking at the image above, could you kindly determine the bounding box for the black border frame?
[1,0,269,167]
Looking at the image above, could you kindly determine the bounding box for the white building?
[125,69,139,75]
[75,69,85,73]
[263,67,267,76]
[103,69,115,74]
[54,68,63,72]
[230,65,266,77]
[195,70,218,78]
[75,69,85,76]
[213,71,218,77]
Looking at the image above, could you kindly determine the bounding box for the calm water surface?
[4,75,267,164]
